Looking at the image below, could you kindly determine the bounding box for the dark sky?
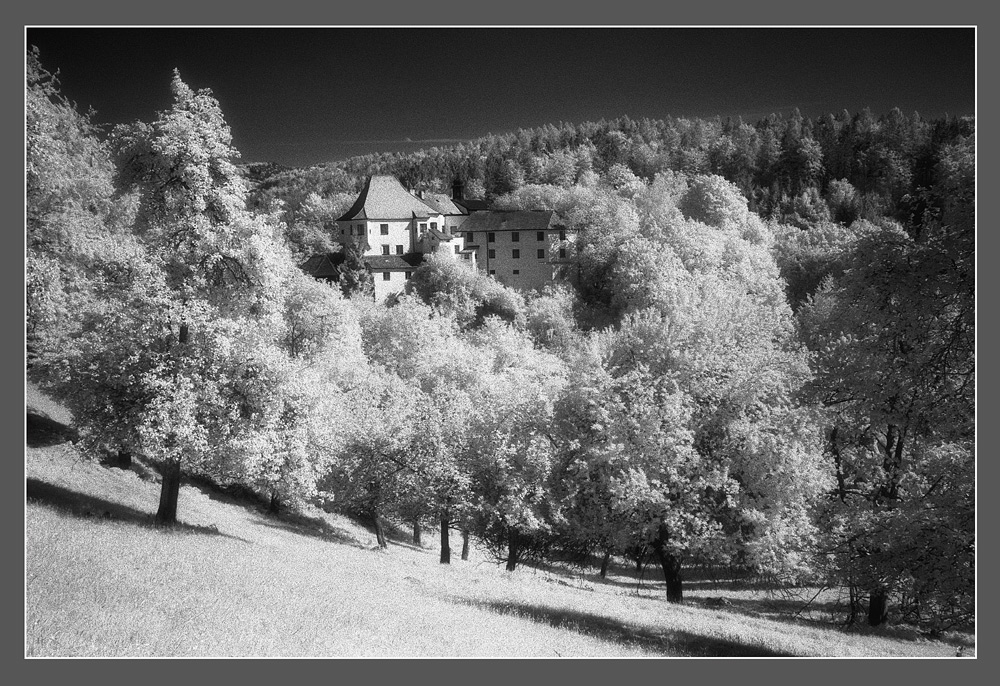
[26,27,976,169]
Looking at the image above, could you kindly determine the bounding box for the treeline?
[26,48,974,634]
[246,107,974,258]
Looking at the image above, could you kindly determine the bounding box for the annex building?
[301,175,575,301]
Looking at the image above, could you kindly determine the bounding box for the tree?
[36,71,299,525]
[285,191,340,260]
[26,47,122,367]
[800,212,974,627]
[407,253,525,330]
[825,179,862,226]
[242,274,365,514]
[336,239,373,299]
[339,296,482,559]
[464,319,567,571]
[770,220,858,310]
[321,370,424,548]
[546,173,830,601]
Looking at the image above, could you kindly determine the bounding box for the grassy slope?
[25,385,971,658]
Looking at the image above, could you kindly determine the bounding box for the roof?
[454,198,490,212]
[426,227,453,241]
[421,192,467,216]
[363,253,425,271]
[301,250,426,278]
[458,210,563,234]
[300,252,344,278]
[337,176,438,221]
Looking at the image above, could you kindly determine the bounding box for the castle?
[301,175,575,301]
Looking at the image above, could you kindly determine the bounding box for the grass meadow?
[25,385,974,658]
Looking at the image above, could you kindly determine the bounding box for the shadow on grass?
[253,510,367,549]
[26,409,79,448]
[454,597,795,657]
[26,478,248,542]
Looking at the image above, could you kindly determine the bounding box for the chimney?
[452,179,464,201]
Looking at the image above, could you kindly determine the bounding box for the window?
[466,232,474,243]
[513,269,520,275]
[382,245,390,255]
[537,231,545,241]
[488,232,495,243]
[559,248,567,258]
[382,272,391,281]
[380,224,389,235]
[430,222,437,230]
[454,245,460,254]
[512,249,520,259]
[537,249,545,258]
[488,249,496,259]
[512,232,520,242]
[341,228,345,236]
[420,223,427,231]
[489,269,496,275]
[396,245,404,255]
[559,230,566,241]
[404,272,411,280]
[359,224,366,233]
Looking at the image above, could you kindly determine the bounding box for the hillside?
[25,384,971,658]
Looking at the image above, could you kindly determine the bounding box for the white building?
[303,175,574,300]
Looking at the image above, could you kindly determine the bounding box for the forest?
[26,46,974,634]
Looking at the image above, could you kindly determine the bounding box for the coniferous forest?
[27,44,974,638]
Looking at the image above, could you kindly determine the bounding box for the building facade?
[459,210,574,291]
[303,175,575,300]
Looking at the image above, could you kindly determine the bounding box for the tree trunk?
[506,526,519,572]
[461,528,470,561]
[413,519,422,546]
[868,587,889,626]
[115,450,132,469]
[268,492,281,515]
[600,549,611,579]
[372,508,387,549]
[155,458,181,525]
[652,522,683,603]
[440,510,451,564]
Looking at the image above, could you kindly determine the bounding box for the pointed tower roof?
[336,176,437,221]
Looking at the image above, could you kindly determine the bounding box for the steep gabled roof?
[458,210,562,233]
[337,176,438,221]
